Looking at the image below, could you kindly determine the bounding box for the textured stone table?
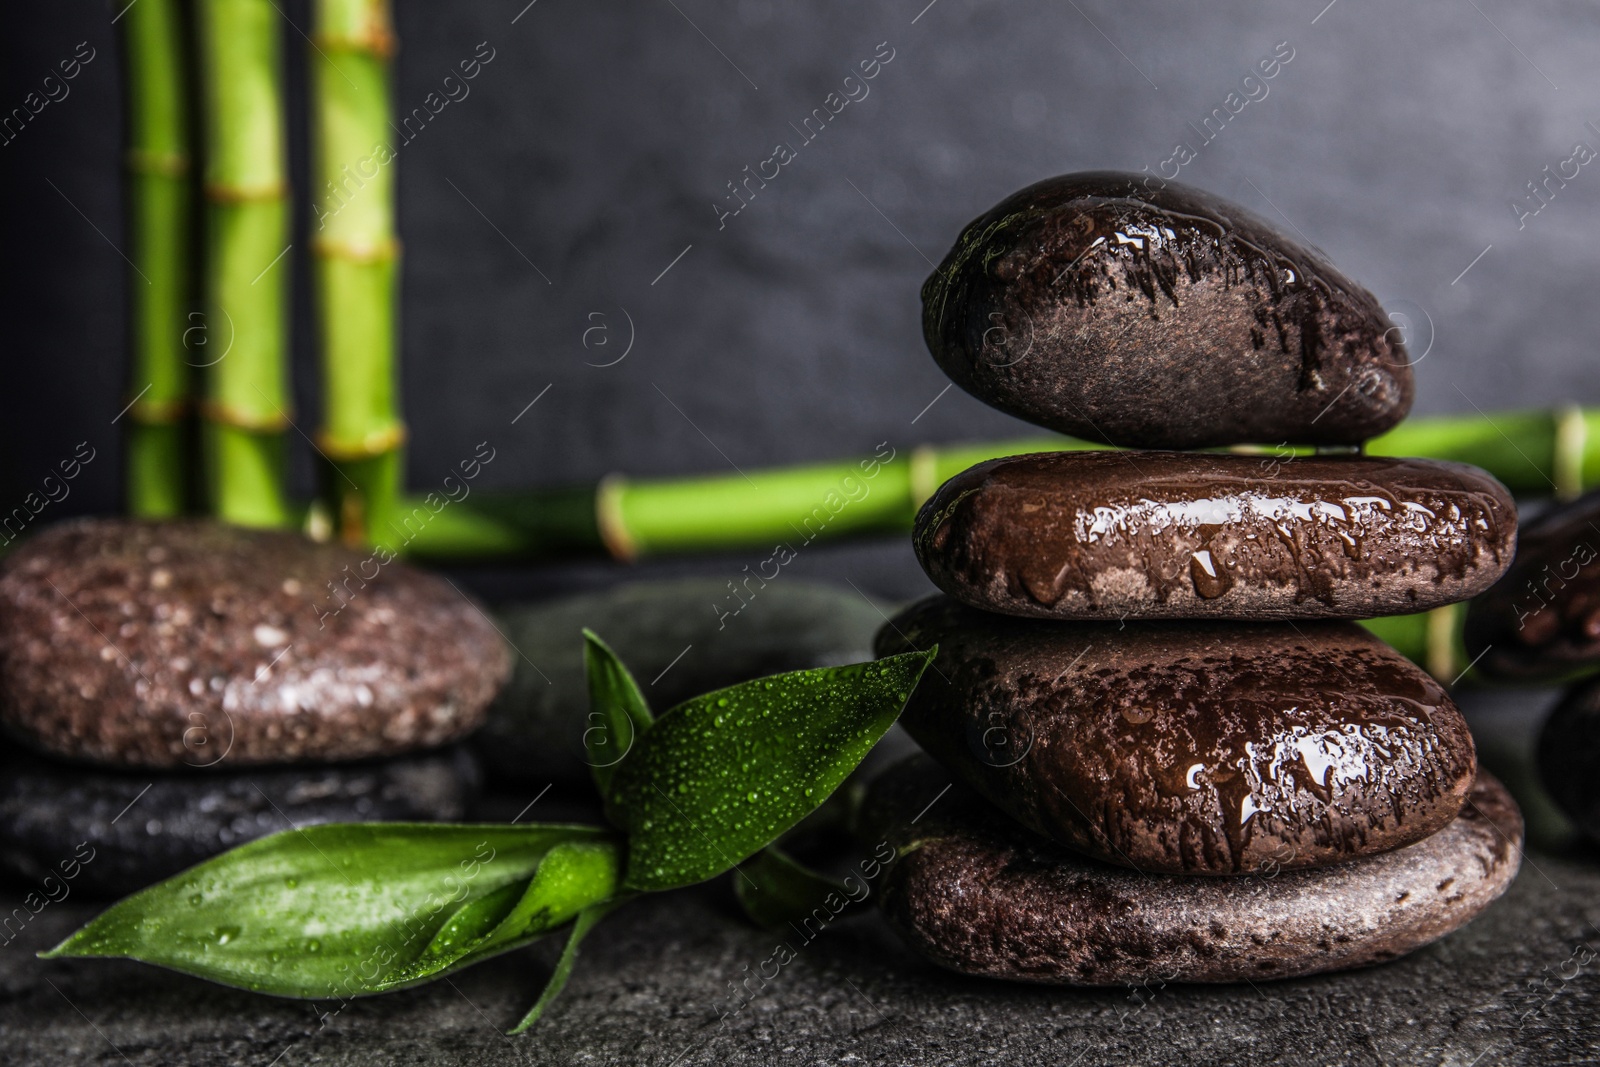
[4,836,1598,1067]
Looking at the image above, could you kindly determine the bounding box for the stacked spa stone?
[0,519,509,895]
[865,172,1526,984]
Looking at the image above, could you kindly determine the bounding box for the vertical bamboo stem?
[311,0,403,547]
[122,0,193,517]
[195,0,294,527]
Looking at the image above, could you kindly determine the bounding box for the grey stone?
[0,749,482,898]
[477,578,888,785]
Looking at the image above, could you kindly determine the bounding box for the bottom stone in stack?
[859,754,1522,985]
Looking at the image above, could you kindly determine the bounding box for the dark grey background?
[3,0,1597,602]
[4,6,1600,1062]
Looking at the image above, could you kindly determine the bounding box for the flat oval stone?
[875,597,1476,874]
[914,451,1516,620]
[1536,676,1600,843]
[1465,489,1600,682]
[478,578,887,784]
[862,755,1521,985]
[0,749,481,897]
[921,171,1413,448]
[0,518,510,768]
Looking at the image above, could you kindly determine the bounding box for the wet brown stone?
[863,754,1522,986]
[0,518,511,768]
[875,597,1476,874]
[1465,488,1600,682]
[921,171,1413,448]
[914,451,1516,621]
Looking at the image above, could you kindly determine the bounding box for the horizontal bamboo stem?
[393,406,1600,563]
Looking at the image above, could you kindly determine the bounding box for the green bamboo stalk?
[389,437,1095,560]
[393,406,1600,563]
[196,0,294,528]
[122,0,193,517]
[311,0,404,548]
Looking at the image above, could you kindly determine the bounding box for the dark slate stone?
[477,578,888,785]
[0,749,482,898]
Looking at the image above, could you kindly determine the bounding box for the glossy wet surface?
[876,597,1476,874]
[920,171,1414,450]
[915,451,1516,621]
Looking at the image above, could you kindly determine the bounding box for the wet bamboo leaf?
[508,897,628,1034]
[607,649,935,892]
[582,629,654,810]
[43,823,622,1000]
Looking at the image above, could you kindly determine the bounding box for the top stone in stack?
[921,170,1413,450]
[913,171,1516,621]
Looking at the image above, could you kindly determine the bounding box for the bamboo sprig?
[196,0,294,528]
[121,0,193,517]
[388,406,1600,563]
[311,0,404,547]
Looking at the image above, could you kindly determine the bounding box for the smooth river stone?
[0,749,481,897]
[0,519,510,768]
[875,597,1476,874]
[862,754,1522,986]
[920,171,1413,449]
[1465,488,1600,682]
[477,579,887,784]
[1536,677,1600,844]
[914,451,1516,620]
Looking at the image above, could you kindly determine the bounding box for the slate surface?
[3,839,1598,1067]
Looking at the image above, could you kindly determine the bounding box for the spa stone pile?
[865,172,1526,984]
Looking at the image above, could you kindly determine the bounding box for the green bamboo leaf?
[508,897,628,1034]
[608,649,935,892]
[375,838,623,988]
[734,847,861,932]
[42,823,622,1000]
[582,628,654,807]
